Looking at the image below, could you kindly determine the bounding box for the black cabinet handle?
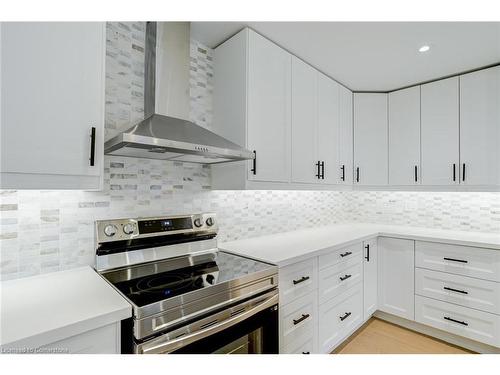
[89,127,96,166]
[293,313,310,325]
[315,161,321,179]
[302,351,310,354]
[340,251,352,258]
[462,163,466,182]
[356,167,360,183]
[414,165,418,183]
[444,316,468,326]
[339,274,352,281]
[444,286,468,295]
[341,165,345,181]
[251,151,256,175]
[339,312,351,321]
[320,161,325,179]
[443,257,468,264]
[365,244,370,262]
[453,163,456,182]
[292,276,310,285]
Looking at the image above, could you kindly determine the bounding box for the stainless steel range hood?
[104,22,254,164]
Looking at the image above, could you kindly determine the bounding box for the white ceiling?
[191,22,500,91]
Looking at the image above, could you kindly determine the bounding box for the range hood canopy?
[104,22,254,164]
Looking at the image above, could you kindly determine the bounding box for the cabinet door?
[291,57,318,184]
[1,22,105,189]
[338,85,353,185]
[247,30,291,182]
[353,93,388,185]
[317,73,340,184]
[460,66,500,186]
[421,77,460,185]
[363,239,378,320]
[378,237,415,320]
[388,86,421,185]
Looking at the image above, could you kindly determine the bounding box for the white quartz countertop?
[0,266,131,348]
[220,223,500,267]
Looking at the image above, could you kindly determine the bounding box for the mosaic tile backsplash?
[1,22,499,281]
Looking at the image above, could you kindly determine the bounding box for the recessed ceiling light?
[419,45,430,53]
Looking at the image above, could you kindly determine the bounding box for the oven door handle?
[137,291,279,354]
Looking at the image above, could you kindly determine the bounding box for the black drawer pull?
[356,167,360,183]
[462,163,466,182]
[443,257,468,264]
[302,351,310,354]
[339,312,351,321]
[89,126,96,166]
[340,251,352,258]
[292,276,310,285]
[315,161,321,179]
[293,313,310,325]
[339,274,352,281]
[414,165,418,182]
[365,244,370,262]
[453,163,456,182]
[251,150,256,175]
[341,165,345,181]
[320,161,325,179]
[444,286,468,295]
[444,316,468,326]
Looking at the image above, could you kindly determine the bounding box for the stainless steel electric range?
[95,213,278,354]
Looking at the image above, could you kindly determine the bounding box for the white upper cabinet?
[338,85,353,185]
[460,66,500,186]
[353,93,388,185]
[212,29,291,189]
[421,77,460,186]
[291,57,319,184]
[1,22,105,189]
[291,59,340,185]
[388,86,421,185]
[247,30,292,183]
[317,72,340,185]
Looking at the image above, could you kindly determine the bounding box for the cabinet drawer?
[279,293,317,350]
[319,258,363,304]
[281,336,315,354]
[279,258,318,306]
[416,268,500,315]
[318,283,363,353]
[415,295,500,348]
[415,241,500,282]
[319,242,363,270]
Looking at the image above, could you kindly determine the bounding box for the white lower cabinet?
[39,323,121,354]
[279,292,318,353]
[378,237,415,320]
[415,295,500,348]
[318,254,363,304]
[279,258,318,306]
[363,239,378,319]
[318,283,363,353]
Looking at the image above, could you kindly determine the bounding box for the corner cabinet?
[353,93,388,186]
[0,22,105,190]
[212,28,292,189]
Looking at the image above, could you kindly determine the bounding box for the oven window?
[170,304,278,354]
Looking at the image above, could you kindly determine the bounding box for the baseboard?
[374,311,500,354]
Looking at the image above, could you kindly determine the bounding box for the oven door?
[135,290,278,354]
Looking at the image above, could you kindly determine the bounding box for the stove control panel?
[96,213,217,243]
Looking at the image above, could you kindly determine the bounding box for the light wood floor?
[333,318,475,354]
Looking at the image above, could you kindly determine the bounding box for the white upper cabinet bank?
[1,22,105,190]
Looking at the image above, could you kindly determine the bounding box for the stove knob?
[206,274,215,285]
[205,217,214,227]
[194,277,204,287]
[103,224,117,237]
[123,223,135,235]
[194,218,203,228]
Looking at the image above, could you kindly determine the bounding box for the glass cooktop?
[109,251,275,308]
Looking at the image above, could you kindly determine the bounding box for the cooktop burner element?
[94,213,278,343]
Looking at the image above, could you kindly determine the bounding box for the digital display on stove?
[138,217,193,234]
